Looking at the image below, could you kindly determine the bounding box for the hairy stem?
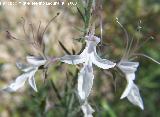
[84,0,93,34]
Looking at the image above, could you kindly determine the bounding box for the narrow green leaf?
[59,41,71,55]
[50,80,62,101]
[77,7,85,23]
[76,0,85,13]
[40,98,46,114]
[101,100,117,117]
[72,48,76,55]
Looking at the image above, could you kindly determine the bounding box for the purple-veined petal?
[3,73,29,92]
[85,34,100,54]
[85,35,100,54]
[28,68,38,92]
[60,55,86,65]
[26,56,46,66]
[91,50,116,69]
[86,41,96,53]
[16,62,34,72]
[118,61,139,74]
[120,61,139,67]
[78,64,94,100]
[127,83,144,110]
[81,101,95,117]
[118,61,139,99]
[85,35,100,44]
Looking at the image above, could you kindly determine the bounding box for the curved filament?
[100,16,103,45]
[42,13,60,37]
[134,36,154,52]
[116,18,130,60]
[134,20,142,50]
[126,36,134,59]
[134,53,160,65]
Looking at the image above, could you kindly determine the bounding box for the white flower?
[118,61,144,110]
[61,34,116,101]
[116,18,144,110]
[81,101,95,117]
[3,56,47,92]
[60,34,115,117]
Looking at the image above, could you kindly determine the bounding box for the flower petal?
[87,41,96,53]
[28,69,38,92]
[81,101,95,117]
[85,35,100,44]
[91,50,116,69]
[16,62,34,72]
[120,80,134,99]
[78,64,94,100]
[127,83,144,110]
[120,61,139,67]
[3,73,29,92]
[118,61,139,74]
[121,72,136,99]
[27,56,46,66]
[60,55,86,65]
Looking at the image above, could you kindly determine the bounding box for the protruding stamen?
[133,53,160,65]
[134,20,142,51]
[42,12,60,37]
[116,17,130,60]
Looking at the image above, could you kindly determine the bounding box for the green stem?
[84,0,93,34]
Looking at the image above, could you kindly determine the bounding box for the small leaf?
[76,0,85,14]
[40,97,46,114]
[50,80,62,101]
[59,41,71,55]
[77,7,85,23]
[72,48,76,54]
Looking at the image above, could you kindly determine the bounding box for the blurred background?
[0,0,160,117]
